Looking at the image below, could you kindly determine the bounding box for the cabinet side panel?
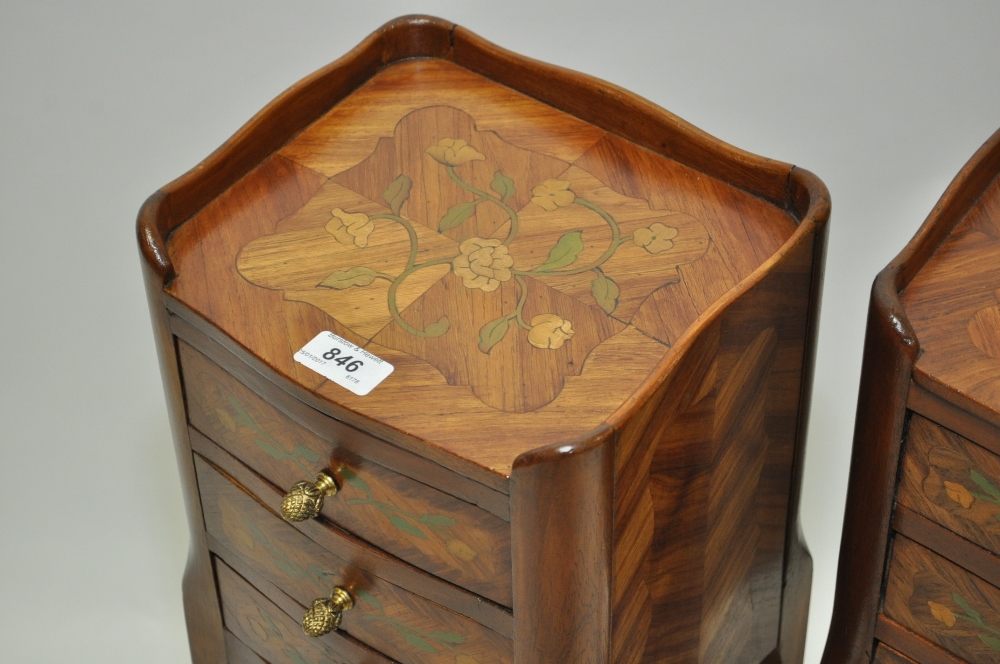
[612,323,719,664]
[702,231,815,664]
[140,258,227,663]
[630,230,817,664]
[510,428,614,663]
[820,280,918,664]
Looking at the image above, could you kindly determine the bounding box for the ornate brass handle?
[280,471,339,522]
[302,587,354,637]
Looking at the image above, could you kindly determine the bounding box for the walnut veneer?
[139,15,829,664]
[821,127,1000,664]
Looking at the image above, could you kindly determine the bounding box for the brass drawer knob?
[281,471,338,522]
[302,587,354,637]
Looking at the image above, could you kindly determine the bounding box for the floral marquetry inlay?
[237,106,712,412]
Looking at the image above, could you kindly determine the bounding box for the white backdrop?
[2,2,999,662]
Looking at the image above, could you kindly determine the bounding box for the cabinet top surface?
[902,171,1000,420]
[164,57,800,476]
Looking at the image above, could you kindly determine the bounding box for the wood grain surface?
[509,427,614,664]
[874,618,965,664]
[874,643,922,664]
[138,15,832,664]
[217,555,391,664]
[900,414,1000,559]
[180,339,512,605]
[224,629,268,664]
[884,536,1000,663]
[139,209,227,663]
[192,430,513,638]
[909,381,1000,462]
[894,504,1000,590]
[821,128,1000,664]
[164,56,800,477]
[609,224,818,664]
[199,454,513,664]
[172,312,510,510]
[904,169,1000,432]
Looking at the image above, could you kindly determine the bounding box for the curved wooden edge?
[509,425,615,663]
[819,284,917,664]
[863,125,1000,350]
[453,26,794,207]
[894,127,1000,290]
[138,12,832,472]
[137,14,456,284]
[776,169,830,664]
[820,128,1000,664]
[606,166,830,432]
[140,258,227,662]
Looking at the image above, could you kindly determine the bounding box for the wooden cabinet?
[139,15,828,664]
[821,127,1000,664]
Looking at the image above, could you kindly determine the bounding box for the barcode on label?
[293,331,394,396]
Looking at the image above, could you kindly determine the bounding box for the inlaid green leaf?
[356,589,383,611]
[382,174,412,215]
[419,513,457,526]
[428,631,466,644]
[979,634,1000,652]
[971,470,1000,501]
[423,317,451,337]
[243,515,269,543]
[439,200,479,231]
[226,394,253,424]
[590,268,620,315]
[385,510,427,539]
[272,556,300,578]
[340,467,371,494]
[537,231,584,271]
[258,608,283,637]
[306,564,333,581]
[490,171,516,201]
[215,407,238,433]
[953,593,984,623]
[284,648,310,664]
[318,266,380,290]
[478,316,510,353]
[253,436,288,461]
[404,632,438,653]
[293,444,320,464]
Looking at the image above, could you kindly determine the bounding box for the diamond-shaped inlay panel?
[237,106,711,412]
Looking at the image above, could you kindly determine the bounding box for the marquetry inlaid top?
[166,58,799,475]
[902,173,1000,424]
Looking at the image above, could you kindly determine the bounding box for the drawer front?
[198,454,514,664]
[180,340,512,606]
[218,556,389,664]
[900,414,1000,557]
[874,644,919,664]
[224,630,268,664]
[884,535,1000,662]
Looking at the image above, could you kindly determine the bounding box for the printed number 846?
[322,347,363,372]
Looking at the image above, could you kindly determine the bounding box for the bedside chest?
[139,16,829,664]
[822,128,1000,664]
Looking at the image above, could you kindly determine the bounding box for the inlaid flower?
[425,138,486,167]
[531,179,575,211]
[215,407,237,433]
[928,601,957,627]
[527,314,574,349]
[452,237,514,292]
[326,208,374,248]
[633,222,679,254]
[446,539,477,561]
[944,481,975,509]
